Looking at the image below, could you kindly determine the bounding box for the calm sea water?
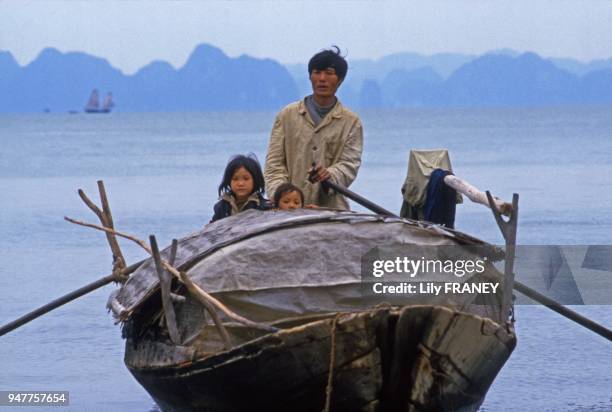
[1,108,611,411]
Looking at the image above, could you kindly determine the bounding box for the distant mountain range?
[1,44,611,112]
[0,44,298,113]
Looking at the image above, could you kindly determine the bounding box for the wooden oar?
[0,180,135,338]
[325,181,396,216]
[513,280,612,341]
[321,179,612,342]
[0,260,144,337]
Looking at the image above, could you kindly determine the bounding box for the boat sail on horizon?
[85,89,114,113]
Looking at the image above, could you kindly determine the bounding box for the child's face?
[231,166,254,202]
[278,191,303,210]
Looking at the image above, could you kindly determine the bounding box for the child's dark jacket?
[211,192,270,222]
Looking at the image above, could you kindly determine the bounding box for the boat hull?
[126,305,515,412]
[84,109,111,113]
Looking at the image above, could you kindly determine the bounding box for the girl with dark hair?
[210,154,270,222]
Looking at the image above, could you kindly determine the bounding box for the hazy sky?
[2,0,612,74]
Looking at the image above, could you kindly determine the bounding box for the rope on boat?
[323,314,341,412]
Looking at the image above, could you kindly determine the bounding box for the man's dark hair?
[218,153,265,197]
[274,182,304,207]
[308,46,348,81]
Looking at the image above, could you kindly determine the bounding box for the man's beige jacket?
[264,99,363,210]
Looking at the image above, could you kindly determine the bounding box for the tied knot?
[112,256,127,283]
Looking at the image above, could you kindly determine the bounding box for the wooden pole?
[97,180,126,270]
[151,236,181,344]
[321,180,396,217]
[444,175,513,216]
[486,191,519,326]
[0,260,143,337]
[78,181,126,278]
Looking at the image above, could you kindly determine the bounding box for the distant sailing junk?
[102,92,114,112]
[85,89,114,113]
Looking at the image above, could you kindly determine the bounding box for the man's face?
[310,68,341,101]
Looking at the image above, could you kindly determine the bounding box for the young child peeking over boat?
[211,154,270,222]
[274,183,304,210]
[273,183,320,210]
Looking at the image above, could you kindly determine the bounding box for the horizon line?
[2,44,612,76]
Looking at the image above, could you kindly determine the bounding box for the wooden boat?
[108,208,516,411]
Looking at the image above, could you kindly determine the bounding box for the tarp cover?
[108,209,503,323]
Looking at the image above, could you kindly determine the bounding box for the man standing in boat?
[264,47,363,210]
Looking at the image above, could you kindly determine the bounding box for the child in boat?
[274,183,304,210]
[211,154,270,222]
[274,183,320,210]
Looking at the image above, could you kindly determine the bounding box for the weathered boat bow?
[126,306,514,412]
[109,209,516,411]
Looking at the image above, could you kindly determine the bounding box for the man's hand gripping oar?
[307,163,396,216]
